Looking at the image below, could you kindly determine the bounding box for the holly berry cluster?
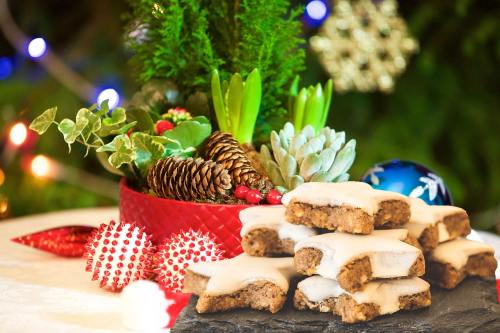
[234,185,283,205]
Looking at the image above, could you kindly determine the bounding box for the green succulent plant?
[288,78,333,133]
[259,122,356,190]
[211,68,262,144]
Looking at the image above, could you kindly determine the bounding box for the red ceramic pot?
[119,179,249,258]
[120,179,252,327]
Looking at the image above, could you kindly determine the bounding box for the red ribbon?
[497,280,500,303]
[11,225,96,257]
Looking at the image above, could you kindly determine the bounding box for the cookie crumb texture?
[241,228,295,256]
[294,248,425,293]
[184,270,286,313]
[293,289,431,323]
[414,213,471,251]
[285,200,409,234]
[425,253,497,289]
[173,278,500,333]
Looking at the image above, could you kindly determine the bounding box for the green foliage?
[125,0,305,138]
[211,69,262,143]
[289,78,333,133]
[260,122,356,190]
[161,116,212,149]
[30,103,212,180]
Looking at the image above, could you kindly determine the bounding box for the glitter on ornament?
[310,0,418,93]
[11,225,96,257]
[155,229,225,292]
[84,220,155,292]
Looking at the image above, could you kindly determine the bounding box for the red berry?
[245,189,263,204]
[234,185,250,199]
[265,189,283,205]
[155,120,174,135]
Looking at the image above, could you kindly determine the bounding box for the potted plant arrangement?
[29,1,356,270]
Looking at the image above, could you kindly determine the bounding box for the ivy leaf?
[96,135,134,168]
[102,107,126,126]
[126,107,155,132]
[162,116,211,149]
[111,121,138,135]
[131,133,166,176]
[78,108,102,142]
[29,107,57,134]
[57,115,89,150]
[96,138,117,153]
[95,100,109,117]
[88,103,98,112]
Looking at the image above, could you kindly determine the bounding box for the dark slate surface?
[172,278,500,333]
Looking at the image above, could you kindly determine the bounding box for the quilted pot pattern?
[119,179,249,258]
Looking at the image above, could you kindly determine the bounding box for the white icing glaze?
[278,222,317,242]
[188,254,296,296]
[297,275,344,302]
[239,205,316,242]
[239,206,286,226]
[295,232,420,279]
[437,222,450,243]
[298,276,429,315]
[430,238,494,270]
[405,198,467,241]
[371,229,409,241]
[239,206,285,236]
[281,181,407,215]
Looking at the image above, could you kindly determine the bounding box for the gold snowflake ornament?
[310,0,418,93]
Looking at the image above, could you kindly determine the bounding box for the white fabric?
[0,208,499,332]
[0,207,169,333]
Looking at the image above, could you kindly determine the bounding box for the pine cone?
[148,157,232,201]
[205,132,273,191]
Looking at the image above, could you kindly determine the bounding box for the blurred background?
[0,0,499,232]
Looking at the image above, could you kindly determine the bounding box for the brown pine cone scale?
[204,132,273,192]
[147,157,232,202]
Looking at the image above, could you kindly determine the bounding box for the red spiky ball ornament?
[155,229,225,292]
[84,220,155,292]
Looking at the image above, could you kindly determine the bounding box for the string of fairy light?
[0,0,328,218]
[0,0,123,217]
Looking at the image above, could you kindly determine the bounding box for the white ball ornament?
[121,280,173,331]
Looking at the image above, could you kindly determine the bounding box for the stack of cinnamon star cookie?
[182,181,497,324]
[405,197,497,289]
[283,181,431,323]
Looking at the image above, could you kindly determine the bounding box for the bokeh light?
[0,195,8,218]
[0,168,5,186]
[97,88,120,109]
[9,122,28,146]
[27,38,48,59]
[30,155,53,178]
[304,0,329,27]
[0,57,14,80]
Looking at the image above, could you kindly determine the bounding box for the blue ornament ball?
[361,159,453,206]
